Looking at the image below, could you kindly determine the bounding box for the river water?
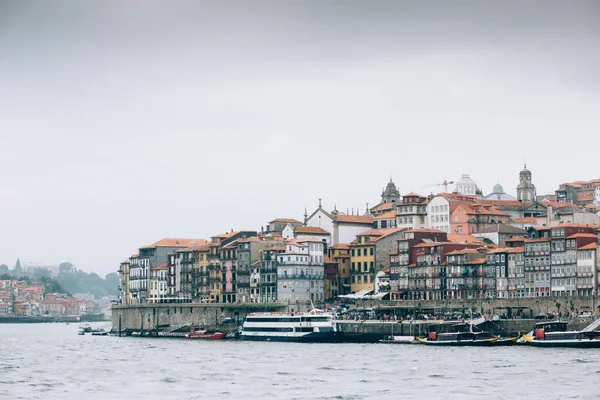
[1,323,600,400]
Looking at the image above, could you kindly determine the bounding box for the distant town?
[114,166,598,308]
[0,261,117,319]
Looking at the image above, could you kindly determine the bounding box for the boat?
[416,323,498,346]
[91,331,110,336]
[184,328,226,340]
[240,309,338,342]
[417,331,498,346]
[380,335,418,344]
[522,320,600,348]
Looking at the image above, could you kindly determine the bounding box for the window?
[370,248,374,256]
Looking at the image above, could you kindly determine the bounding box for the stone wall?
[111,303,286,332]
[355,296,600,317]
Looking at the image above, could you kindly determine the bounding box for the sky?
[1,1,599,276]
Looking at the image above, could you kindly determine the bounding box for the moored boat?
[522,321,600,348]
[184,328,226,340]
[241,309,338,342]
[416,331,498,346]
[380,335,418,344]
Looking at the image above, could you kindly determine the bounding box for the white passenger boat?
[241,309,338,342]
[522,320,600,348]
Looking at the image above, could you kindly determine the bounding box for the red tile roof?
[514,217,537,223]
[566,233,598,239]
[151,263,168,271]
[141,238,208,249]
[579,243,597,250]
[374,210,397,220]
[294,226,330,235]
[335,214,374,224]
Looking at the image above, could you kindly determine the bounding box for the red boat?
[184,329,226,340]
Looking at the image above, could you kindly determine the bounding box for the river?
[1,323,599,400]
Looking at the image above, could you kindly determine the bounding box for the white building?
[276,238,325,304]
[483,183,516,201]
[426,195,451,233]
[595,187,600,206]
[305,201,374,245]
[576,243,596,297]
[149,264,168,303]
[454,174,480,196]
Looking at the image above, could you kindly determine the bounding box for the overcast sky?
[1,1,599,276]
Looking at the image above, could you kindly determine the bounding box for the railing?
[276,274,326,280]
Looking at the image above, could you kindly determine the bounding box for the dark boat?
[523,320,600,348]
[417,331,498,346]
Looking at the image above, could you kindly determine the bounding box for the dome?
[493,183,504,194]
[456,174,477,186]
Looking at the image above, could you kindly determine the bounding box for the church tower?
[381,178,400,204]
[517,164,536,202]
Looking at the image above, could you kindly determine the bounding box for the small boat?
[416,323,498,346]
[522,321,600,348]
[184,329,226,340]
[417,331,498,346]
[380,335,418,344]
[494,336,521,346]
[91,331,110,336]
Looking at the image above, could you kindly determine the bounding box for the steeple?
[303,207,308,226]
[517,163,536,202]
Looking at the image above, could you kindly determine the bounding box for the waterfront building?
[349,228,405,294]
[118,259,130,305]
[237,237,285,303]
[483,183,516,201]
[327,243,351,296]
[390,229,447,300]
[505,247,525,298]
[220,243,238,303]
[276,238,325,304]
[397,193,428,229]
[324,255,339,301]
[415,242,483,301]
[149,264,168,303]
[259,246,286,303]
[128,254,145,305]
[524,227,551,298]
[170,244,211,303]
[130,238,207,304]
[576,242,596,297]
[517,165,537,202]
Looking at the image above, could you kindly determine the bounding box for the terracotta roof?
[504,236,526,242]
[371,203,395,212]
[404,228,445,234]
[335,214,374,224]
[331,243,350,249]
[294,226,330,235]
[447,234,484,244]
[413,242,448,248]
[270,218,302,224]
[403,192,424,197]
[177,243,210,252]
[374,210,397,220]
[141,238,208,249]
[566,233,598,239]
[464,258,486,265]
[446,248,482,256]
[478,199,534,207]
[543,201,583,208]
[514,217,537,223]
[151,263,168,271]
[525,238,550,243]
[552,223,599,229]
[578,243,597,250]
[355,228,404,242]
[324,255,335,264]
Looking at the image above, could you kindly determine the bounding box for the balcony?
[208,276,220,282]
[208,264,221,271]
[277,274,326,280]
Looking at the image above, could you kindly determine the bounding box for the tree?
[59,262,74,275]
[0,264,8,275]
[13,259,22,276]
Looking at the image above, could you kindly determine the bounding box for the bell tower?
[517,164,536,202]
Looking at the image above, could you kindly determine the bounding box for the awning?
[337,289,374,300]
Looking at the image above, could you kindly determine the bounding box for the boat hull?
[523,338,600,348]
[241,332,339,343]
[416,337,498,346]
